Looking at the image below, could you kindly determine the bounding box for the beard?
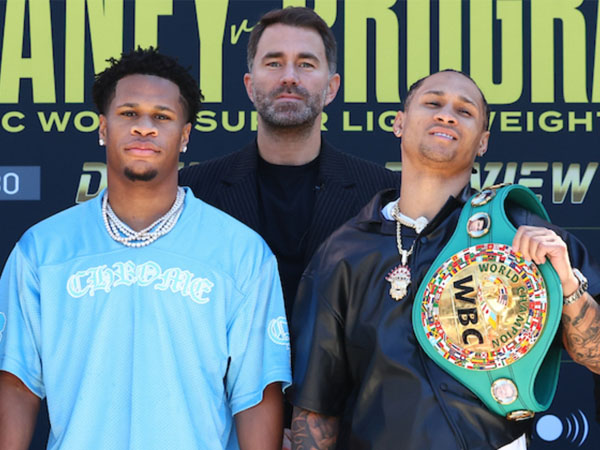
[124,166,158,182]
[252,84,326,128]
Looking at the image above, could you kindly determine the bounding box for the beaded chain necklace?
[102,187,185,248]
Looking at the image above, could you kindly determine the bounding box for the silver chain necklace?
[102,187,185,248]
[386,202,429,301]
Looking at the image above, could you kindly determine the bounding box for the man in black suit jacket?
[179,7,399,317]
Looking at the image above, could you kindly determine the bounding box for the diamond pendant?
[386,264,411,301]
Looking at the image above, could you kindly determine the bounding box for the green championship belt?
[412,184,563,420]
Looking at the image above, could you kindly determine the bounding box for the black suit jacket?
[179,139,400,266]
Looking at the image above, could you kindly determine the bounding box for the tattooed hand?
[291,407,339,450]
[562,293,600,374]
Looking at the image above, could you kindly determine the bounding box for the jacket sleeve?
[289,251,351,416]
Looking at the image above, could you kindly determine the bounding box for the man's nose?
[131,116,158,136]
[280,63,299,86]
[434,105,457,124]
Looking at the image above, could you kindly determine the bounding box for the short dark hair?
[92,47,203,124]
[404,69,490,131]
[247,7,337,74]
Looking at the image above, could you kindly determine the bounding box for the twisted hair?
[92,47,203,124]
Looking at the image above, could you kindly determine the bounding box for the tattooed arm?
[291,407,339,450]
[513,226,600,374]
[561,294,600,374]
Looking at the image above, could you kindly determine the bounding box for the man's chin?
[124,167,158,182]
[260,110,318,129]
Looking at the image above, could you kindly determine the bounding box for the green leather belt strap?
[412,184,563,420]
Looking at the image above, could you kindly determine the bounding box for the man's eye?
[121,111,136,117]
[426,101,440,107]
[459,109,472,116]
[266,61,281,67]
[299,62,315,68]
[155,114,170,120]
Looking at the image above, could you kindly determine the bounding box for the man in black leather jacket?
[290,70,600,449]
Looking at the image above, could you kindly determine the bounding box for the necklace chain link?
[102,187,185,248]
[390,202,429,265]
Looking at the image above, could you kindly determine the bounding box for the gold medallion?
[467,212,491,238]
[491,378,518,405]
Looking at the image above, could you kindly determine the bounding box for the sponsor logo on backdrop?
[535,410,591,447]
[0,166,40,201]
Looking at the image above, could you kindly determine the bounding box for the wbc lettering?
[453,275,485,345]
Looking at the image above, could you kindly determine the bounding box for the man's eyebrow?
[422,90,478,108]
[297,52,319,61]
[116,102,176,112]
[262,51,320,61]
[262,51,284,60]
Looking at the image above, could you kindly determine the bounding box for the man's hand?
[512,225,579,294]
[291,407,339,450]
[0,370,40,450]
[513,225,600,374]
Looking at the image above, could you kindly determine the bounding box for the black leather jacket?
[291,187,600,450]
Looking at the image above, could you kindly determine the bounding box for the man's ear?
[180,122,192,151]
[98,115,107,142]
[323,73,341,107]
[243,73,254,102]
[392,111,404,138]
[477,130,490,157]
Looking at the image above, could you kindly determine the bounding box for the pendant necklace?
[386,202,429,301]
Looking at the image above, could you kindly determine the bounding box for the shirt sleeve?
[289,255,351,416]
[0,244,45,398]
[225,253,291,415]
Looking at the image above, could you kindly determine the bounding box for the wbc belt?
[412,184,563,420]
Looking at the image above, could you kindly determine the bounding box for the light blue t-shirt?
[0,189,291,450]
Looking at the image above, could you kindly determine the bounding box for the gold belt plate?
[419,243,548,370]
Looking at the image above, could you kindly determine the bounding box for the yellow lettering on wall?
[378,110,396,132]
[194,0,228,103]
[65,0,124,103]
[135,0,173,48]
[406,0,430,87]
[343,111,363,131]
[500,111,522,131]
[531,0,587,102]
[0,0,55,103]
[282,0,337,26]
[1,111,25,132]
[222,111,244,132]
[592,3,600,102]
[74,110,99,132]
[345,0,399,103]
[439,0,462,71]
[538,111,563,132]
[195,110,217,132]
[470,0,522,104]
[567,111,592,131]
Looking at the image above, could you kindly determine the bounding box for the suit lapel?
[306,142,358,259]
[217,142,261,232]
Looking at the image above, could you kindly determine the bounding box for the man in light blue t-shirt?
[0,48,291,450]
